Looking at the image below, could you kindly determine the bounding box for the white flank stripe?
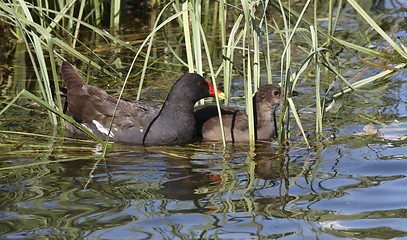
[92,120,115,138]
[81,123,93,133]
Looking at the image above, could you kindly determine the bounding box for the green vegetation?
[0,0,405,151]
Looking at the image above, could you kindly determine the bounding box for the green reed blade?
[347,0,407,60]
[0,90,106,145]
[333,63,407,98]
[198,17,226,147]
[288,98,309,147]
[182,2,195,72]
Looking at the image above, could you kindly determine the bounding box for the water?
[1,80,407,238]
[1,139,406,239]
[1,0,407,239]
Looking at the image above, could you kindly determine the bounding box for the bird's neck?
[161,95,195,116]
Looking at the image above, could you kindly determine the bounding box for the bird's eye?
[274,90,280,96]
[198,81,204,87]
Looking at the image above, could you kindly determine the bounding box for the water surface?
[1,0,407,239]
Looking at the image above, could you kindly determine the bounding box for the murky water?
[1,0,407,239]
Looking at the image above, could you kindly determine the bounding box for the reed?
[110,0,121,29]
[1,0,406,149]
[1,1,59,125]
[134,1,227,146]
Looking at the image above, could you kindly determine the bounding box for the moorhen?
[194,84,285,142]
[59,61,224,145]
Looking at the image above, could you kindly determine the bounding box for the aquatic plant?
[0,0,405,151]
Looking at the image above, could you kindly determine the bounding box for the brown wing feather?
[61,62,160,142]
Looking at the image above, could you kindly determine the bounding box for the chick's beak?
[290,90,299,97]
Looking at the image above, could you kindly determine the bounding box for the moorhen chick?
[194,84,285,142]
[59,61,224,145]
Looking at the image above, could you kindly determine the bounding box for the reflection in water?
[159,164,221,201]
[1,0,407,238]
[0,141,299,238]
[1,128,407,238]
[1,71,407,238]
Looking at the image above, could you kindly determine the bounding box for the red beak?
[206,80,225,99]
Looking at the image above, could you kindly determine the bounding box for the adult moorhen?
[59,61,224,145]
[194,84,289,142]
